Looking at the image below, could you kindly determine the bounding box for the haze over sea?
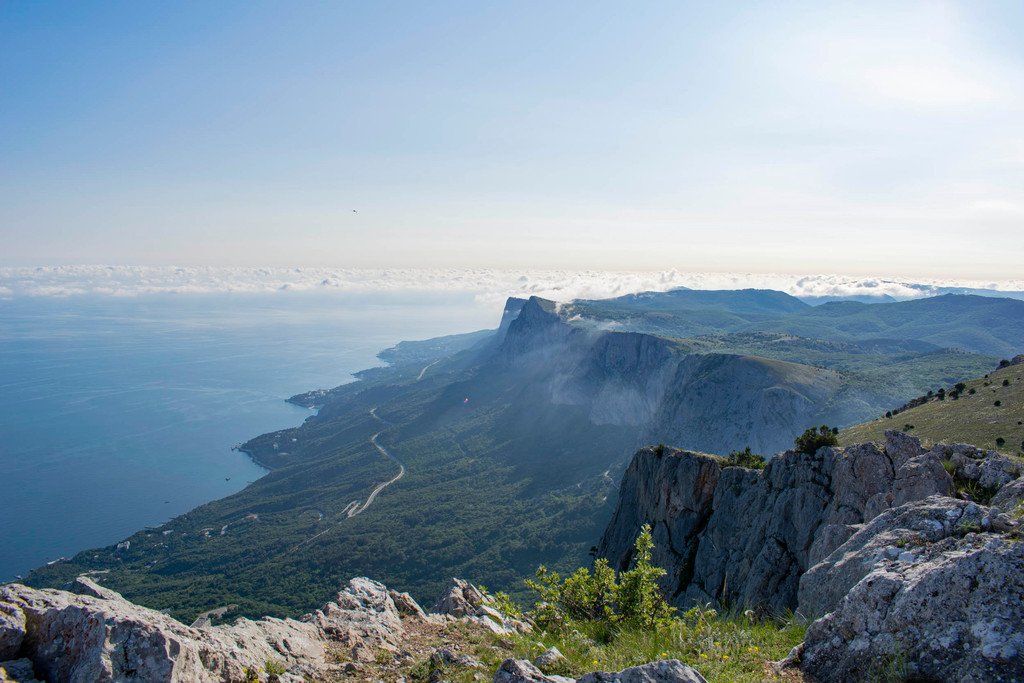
[0,291,495,581]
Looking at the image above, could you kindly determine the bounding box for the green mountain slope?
[841,357,1024,456]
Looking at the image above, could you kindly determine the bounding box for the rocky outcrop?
[798,496,1024,682]
[0,659,40,683]
[494,297,867,455]
[598,431,967,614]
[494,658,574,683]
[432,578,531,635]
[0,574,527,682]
[576,660,707,683]
[0,578,327,682]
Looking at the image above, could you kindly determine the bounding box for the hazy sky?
[2,1,1023,278]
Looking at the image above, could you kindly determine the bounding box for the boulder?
[929,442,1022,490]
[432,579,530,635]
[389,589,428,619]
[493,658,568,683]
[431,647,482,669]
[800,532,1024,682]
[71,576,124,601]
[992,476,1024,511]
[0,659,40,683]
[0,603,24,661]
[533,646,565,670]
[433,578,487,618]
[303,577,404,662]
[0,580,327,682]
[576,660,707,683]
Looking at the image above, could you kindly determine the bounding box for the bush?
[527,525,674,630]
[996,437,1006,448]
[995,400,1002,407]
[1003,379,1010,387]
[955,382,967,393]
[724,447,766,470]
[969,387,977,395]
[885,411,892,419]
[794,425,839,454]
[265,660,287,675]
[615,525,675,628]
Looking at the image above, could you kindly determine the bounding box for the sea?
[0,291,496,581]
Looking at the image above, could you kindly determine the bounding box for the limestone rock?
[797,496,991,618]
[929,442,1022,491]
[304,577,403,662]
[576,660,707,683]
[432,579,530,635]
[992,476,1024,510]
[533,646,565,670]
[0,580,327,682]
[71,575,125,601]
[0,603,24,661]
[433,578,487,618]
[389,589,428,619]
[0,659,39,683]
[494,659,562,683]
[800,528,1024,682]
[432,647,482,669]
[598,432,961,615]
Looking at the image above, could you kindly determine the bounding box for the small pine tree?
[615,524,675,628]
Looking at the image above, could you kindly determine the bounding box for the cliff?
[598,430,1024,681]
[598,430,1022,615]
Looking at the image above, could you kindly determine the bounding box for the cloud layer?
[2,266,1022,306]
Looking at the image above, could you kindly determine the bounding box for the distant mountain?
[583,288,810,315]
[742,294,1024,356]
[798,294,897,305]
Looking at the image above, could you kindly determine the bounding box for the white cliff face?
[596,431,1024,616]
[497,297,852,454]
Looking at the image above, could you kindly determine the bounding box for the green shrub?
[794,425,839,454]
[527,525,674,630]
[615,525,675,628]
[724,447,765,470]
[264,659,287,675]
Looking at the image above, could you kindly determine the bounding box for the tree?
[794,425,839,455]
[725,447,765,469]
[955,383,967,393]
[615,524,675,627]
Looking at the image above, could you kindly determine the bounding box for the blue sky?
[2,1,1023,278]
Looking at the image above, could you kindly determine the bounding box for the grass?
[402,613,806,683]
[840,362,1024,458]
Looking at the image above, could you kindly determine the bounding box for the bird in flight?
[352,209,358,213]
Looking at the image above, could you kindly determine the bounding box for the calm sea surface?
[0,291,495,580]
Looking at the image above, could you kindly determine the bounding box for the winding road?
[291,359,434,549]
[345,407,406,517]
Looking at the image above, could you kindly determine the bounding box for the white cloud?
[858,64,996,107]
[1,266,1021,305]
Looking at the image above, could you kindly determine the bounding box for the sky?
[2,1,1023,279]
